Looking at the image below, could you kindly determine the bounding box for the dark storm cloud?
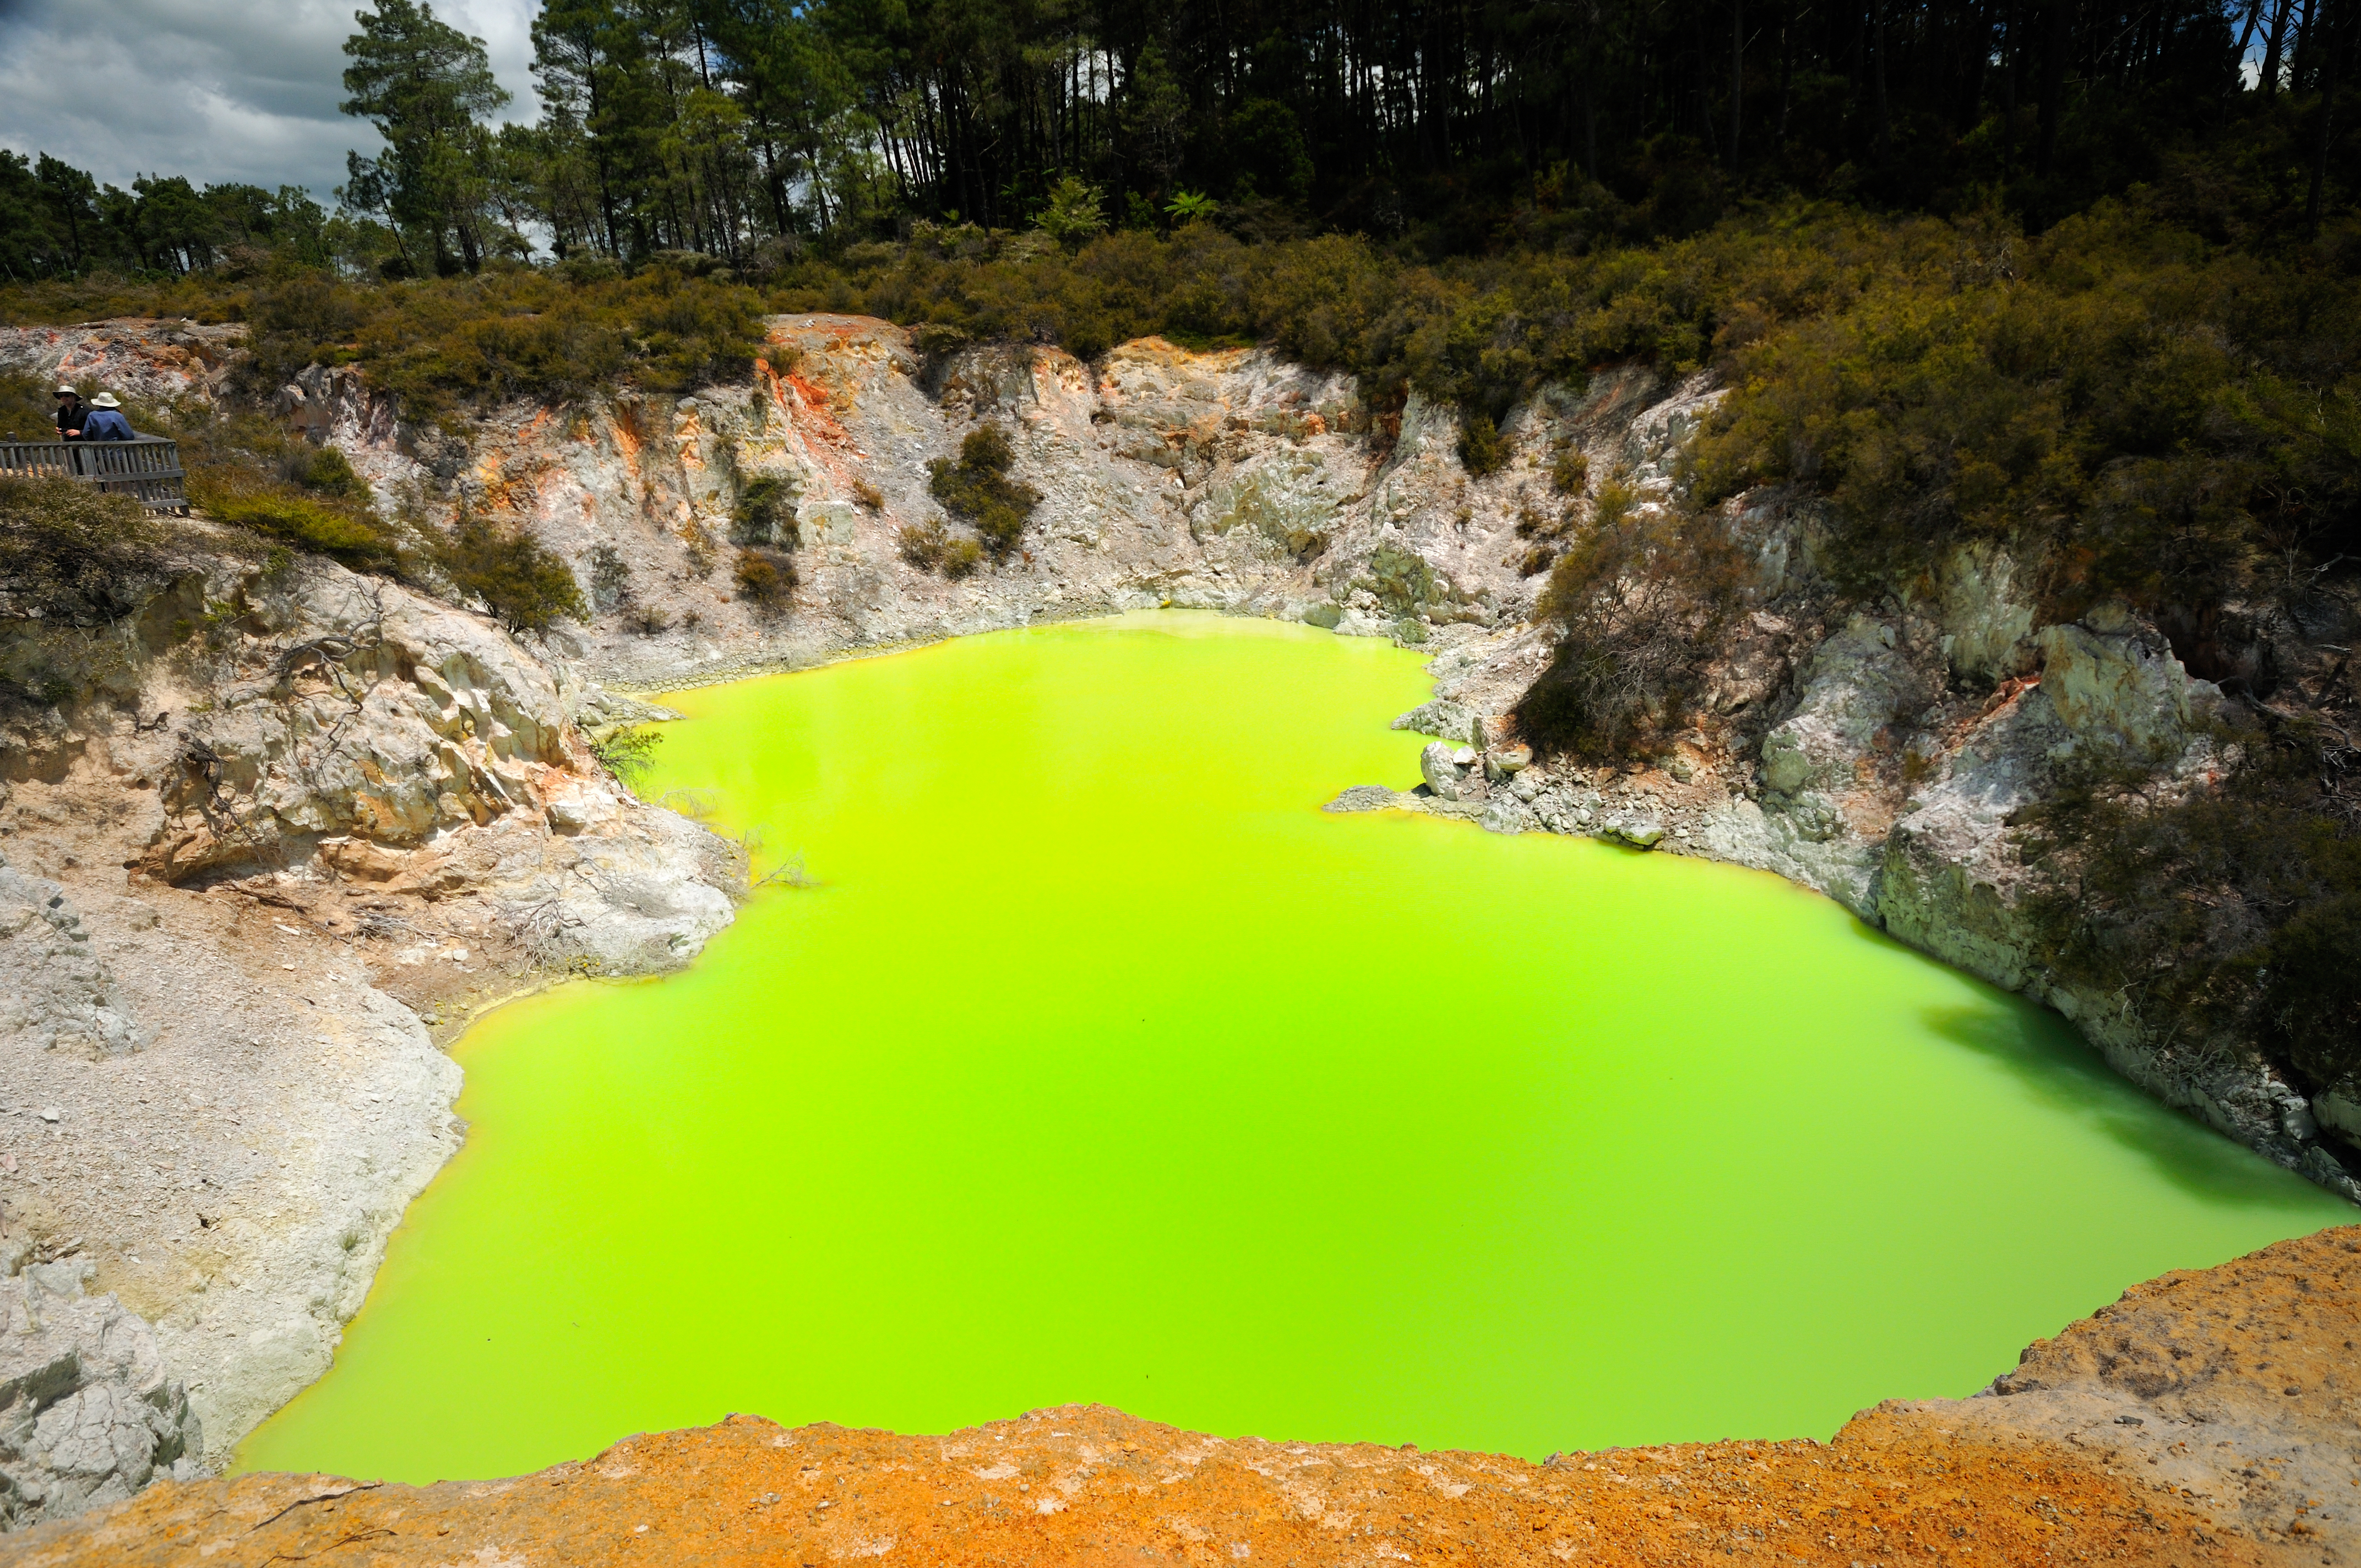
[0,0,538,196]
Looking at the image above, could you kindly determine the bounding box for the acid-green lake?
[241,612,2351,1482]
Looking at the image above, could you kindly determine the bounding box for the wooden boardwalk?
[0,435,188,510]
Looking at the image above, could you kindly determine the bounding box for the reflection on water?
[1919,1000,2321,1208]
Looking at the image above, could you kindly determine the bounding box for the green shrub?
[895,518,982,578]
[290,442,368,500]
[1686,203,2361,609]
[231,265,766,420]
[1549,447,1589,496]
[586,723,662,786]
[732,472,796,545]
[173,410,395,569]
[1457,414,1508,476]
[194,480,390,565]
[0,371,61,439]
[437,511,586,634]
[926,423,1039,562]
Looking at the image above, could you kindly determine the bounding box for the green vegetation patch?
[437,510,586,634]
[927,424,1040,564]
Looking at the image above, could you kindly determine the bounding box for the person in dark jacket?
[80,393,133,441]
[54,384,88,440]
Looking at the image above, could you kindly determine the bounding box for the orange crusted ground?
[8,1226,2356,1568]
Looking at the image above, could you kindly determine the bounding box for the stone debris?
[0,859,142,1060]
[1416,741,1464,801]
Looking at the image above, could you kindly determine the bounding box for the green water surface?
[242,612,2350,1483]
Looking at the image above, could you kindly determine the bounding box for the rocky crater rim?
[1,310,2353,1535]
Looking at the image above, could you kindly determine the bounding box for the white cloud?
[0,0,540,197]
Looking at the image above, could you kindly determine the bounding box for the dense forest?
[2,0,2355,277]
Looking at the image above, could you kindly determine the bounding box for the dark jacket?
[55,400,88,440]
[81,409,133,441]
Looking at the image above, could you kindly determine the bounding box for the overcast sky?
[0,0,541,199]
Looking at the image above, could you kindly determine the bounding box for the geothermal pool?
[241,612,2351,1483]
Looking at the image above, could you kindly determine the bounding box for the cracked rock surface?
[0,1263,198,1531]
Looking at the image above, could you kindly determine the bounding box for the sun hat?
[89,393,121,409]
[55,383,76,395]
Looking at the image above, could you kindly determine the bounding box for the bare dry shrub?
[1517,493,1745,758]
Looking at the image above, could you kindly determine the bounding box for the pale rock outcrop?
[1934,541,2038,682]
[0,858,141,1058]
[292,317,1564,690]
[0,322,248,410]
[1393,585,2360,1202]
[1417,741,1465,800]
[140,557,737,974]
[1,531,743,1509]
[2035,605,2222,758]
[0,1262,199,1529]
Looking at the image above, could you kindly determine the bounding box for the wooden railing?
[0,436,188,511]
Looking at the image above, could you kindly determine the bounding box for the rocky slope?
[0,493,742,1520]
[9,1224,2358,1566]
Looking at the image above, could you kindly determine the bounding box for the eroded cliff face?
[260,314,1564,687]
[0,313,2351,1528]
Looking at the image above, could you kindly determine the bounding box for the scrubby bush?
[733,546,796,609]
[175,411,395,569]
[1685,204,2361,611]
[926,423,1038,563]
[732,472,796,545]
[586,723,662,786]
[1517,497,1746,758]
[437,511,586,634]
[193,475,390,565]
[0,475,164,624]
[895,518,982,578]
[0,371,60,438]
[230,266,765,420]
[851,478,884,511]
[1456,414,1508,477]
[1549,447,1588,496]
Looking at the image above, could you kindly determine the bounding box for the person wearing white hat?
[53,383,87,440]
[80,394,133,442]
